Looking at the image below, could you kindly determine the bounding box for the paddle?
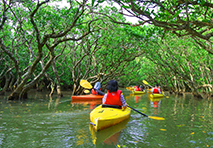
[80,79,93,89]
[161,91,169,98]
[127,105,165,120]
[84,89,90,93]
[142,80,154,88]
[142,80,169,98]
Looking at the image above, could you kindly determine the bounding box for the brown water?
[0,89,212,148]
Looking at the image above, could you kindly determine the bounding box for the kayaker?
[151,84,162,94]
[139,85,144,91]
[91,82,105,95]
[102,80,127,110]
[134,85,140,91]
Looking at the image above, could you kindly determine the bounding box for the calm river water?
[0,89,212,148]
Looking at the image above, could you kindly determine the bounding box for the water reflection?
[48,96,61,110]
[149,97,163,115]
[149,97,162,108]
[126,94,145,103]
[0,90,213,148]
[133,94,145,103]
[135,96,140,103]
[71,100,102,109]
[89,118,130,147]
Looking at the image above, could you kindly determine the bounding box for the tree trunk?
[52,58,63,97]
[8,72,15,91]
[0,72,11,95]
[48,81,55,97]
[56,84,63,97]
[8,52,54,100]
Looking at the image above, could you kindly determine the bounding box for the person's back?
[151,84,162,94]
[102,80,127,109]
[134,85,140,91]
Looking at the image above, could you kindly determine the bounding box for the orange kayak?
[71,94,104,101]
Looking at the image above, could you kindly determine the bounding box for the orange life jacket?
[104,90,122,106]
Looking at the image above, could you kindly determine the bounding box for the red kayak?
[71,94,104,101]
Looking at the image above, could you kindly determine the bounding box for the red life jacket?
[135,86,140,91]
[104,90,122,106]
[153,88,160,94]
[139,87,143,91]
[91,89,97,95]
[91,88,101,95]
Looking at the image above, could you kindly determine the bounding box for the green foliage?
[1,0,212,97]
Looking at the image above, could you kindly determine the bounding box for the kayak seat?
[102,104,121,109]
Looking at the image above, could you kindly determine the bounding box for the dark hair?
[106,80,118,93]
[156,84,159,87]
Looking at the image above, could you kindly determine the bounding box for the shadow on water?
[0,89,213,147]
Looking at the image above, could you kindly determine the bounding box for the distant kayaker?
[151,84,162,94]
[91,82,105,95]
[102,80,127,110]
[134,85,140,91]
[139,85,144,91]
[134,85,144,91]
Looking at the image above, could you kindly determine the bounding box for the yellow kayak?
[90,104,131,131]
[132,90,145,95]
[149,93,164,98]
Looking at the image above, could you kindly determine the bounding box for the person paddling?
[139,85,144,91]
[102,80,127,110]
[151,84,162,94]
[134,85,144,91]
[91,82,105,95]
[134,85,140,91]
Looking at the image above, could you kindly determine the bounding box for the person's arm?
[151,88,154,94]
[120,94,127,110]
[102,94,107,104]
[158,88,162,94]
[96,89,105,95]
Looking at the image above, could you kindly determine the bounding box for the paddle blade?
[148,116,165,120]
[84,90,90,93]
[142,80,149,85]
[162,91,169,98]
[80,79,92,89]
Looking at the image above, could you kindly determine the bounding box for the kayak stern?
[90,105,131,131]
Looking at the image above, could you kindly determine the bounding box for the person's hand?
[122,106,127,111]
